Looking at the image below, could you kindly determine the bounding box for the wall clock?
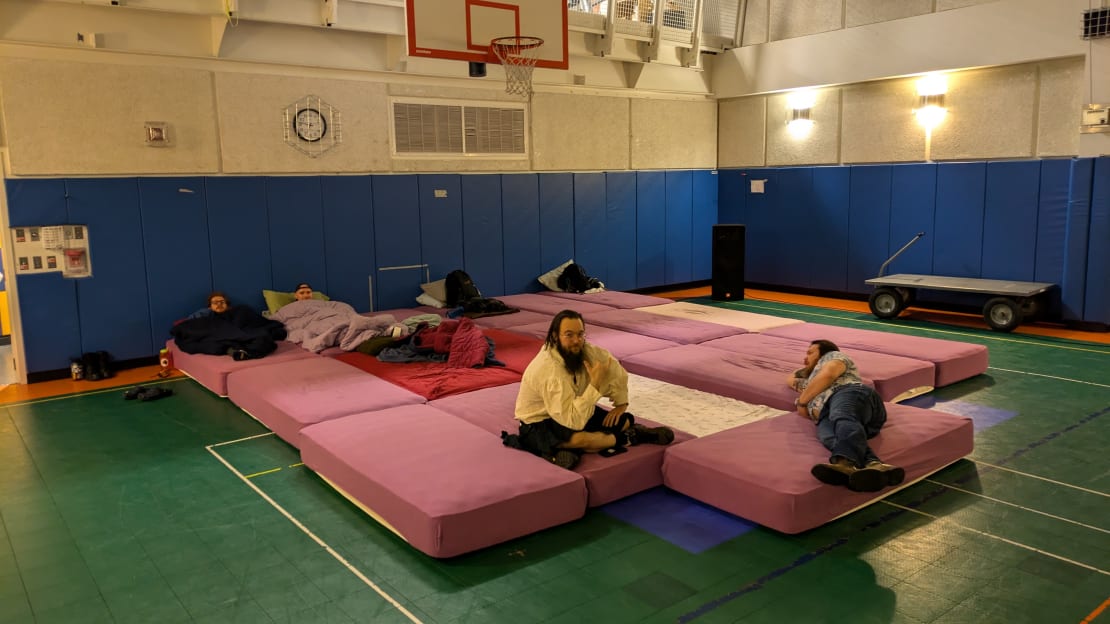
[293,107,327,142]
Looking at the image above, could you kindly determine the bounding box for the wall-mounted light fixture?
[914,74,947,129]
[786,90,816,136]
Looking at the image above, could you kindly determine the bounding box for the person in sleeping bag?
[293,282,314,301]
[788,339,905,492]
[508,309,674,470]
[170,292,286,361]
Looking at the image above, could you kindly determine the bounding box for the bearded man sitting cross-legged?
[508,309,674,469]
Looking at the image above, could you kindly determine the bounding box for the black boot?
[83,353,102,381]
[95,351,114,379]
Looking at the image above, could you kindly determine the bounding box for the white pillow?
[537,259,574,291]
[416,292,446,308]
[420,279,447,303]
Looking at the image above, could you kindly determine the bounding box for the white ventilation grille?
[393,99,527,157]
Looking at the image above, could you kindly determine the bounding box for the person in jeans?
[510,309,674,469]
[788,339,905,492]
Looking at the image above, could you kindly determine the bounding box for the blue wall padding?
[538,174,575,271]
[205,177,271,311]
[716,169,746,226]
[665,170,693,284]
[847,166,892,294]
[982,161,1040,281]
[372,175,422,310]
[636,172,666,288]
[501,174,542,295]
[741,168,778,285]
[1061,159,1093,320]
[811,167,851,292]
[573,173,608,284]
[18,275,81,372]
[604,172,638,292]
[322,176,375,310]
[7,179,68,226]
[418,174,465,282]
[67,179,153,360]
[139,178,212,349]
[1034,159,1071,286]
[777,168,822,288]
[691,170,718,281]
[889,164,936,275]
[460,175,506,297]
[266,177,327,293]
[1084,156,1110,324]
[933,162,986,278]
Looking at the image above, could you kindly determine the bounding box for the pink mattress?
[299,404,587,557]
[637,301,805,332]
[623,344,823,411]
[508,323,680,360]
[540,290,673,309]
[333,352,522,401]
[701,334,935,401]
[586,308,747,344]
[495,293,615,316]
[430,383,695,507]
[762,323,988,387]
[167,339,317,397]
[225,357,424,447]
[469,309,551,330]
[663,404,973,533]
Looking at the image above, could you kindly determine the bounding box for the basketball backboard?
[406,0,569,70]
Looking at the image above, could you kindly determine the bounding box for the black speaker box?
[712,224,745,301]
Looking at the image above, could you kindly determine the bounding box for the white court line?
[969,459,1110,498]
[923,479,1110,534]
[881,500,1110,576]
[735,302,1110,355]
[206,444,423,624]
[986,366,1110,388]
[207,431,276,448]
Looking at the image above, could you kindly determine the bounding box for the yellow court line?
[289,462,304,468]
[736,302,1110,355]
[244,467,282,479]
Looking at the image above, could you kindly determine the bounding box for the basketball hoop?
[491,36,544,98]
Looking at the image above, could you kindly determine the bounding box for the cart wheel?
[869,288,905,319]
[983,297,1022,332]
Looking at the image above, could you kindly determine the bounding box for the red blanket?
[335,329,542,400]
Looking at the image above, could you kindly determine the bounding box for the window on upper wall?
[391,99,528,157]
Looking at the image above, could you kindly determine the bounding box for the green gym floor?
[2,296,1108,624]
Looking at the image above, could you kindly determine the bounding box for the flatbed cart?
[864,233,1056,332]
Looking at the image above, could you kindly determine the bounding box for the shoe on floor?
[123,386,147,400]
[864,461,905,487]
[137,387,174,402]
[628,424,675,446]
[546,450,580,470]
[811,459,858,487]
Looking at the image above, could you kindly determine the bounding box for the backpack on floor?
[445,269,482,306]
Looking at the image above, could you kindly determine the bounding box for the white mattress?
[626,374,786,437]
[637,301,805,332]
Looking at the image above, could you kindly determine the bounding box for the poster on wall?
[9,224,92,278]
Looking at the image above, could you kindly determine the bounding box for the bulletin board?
[10,225,92,278]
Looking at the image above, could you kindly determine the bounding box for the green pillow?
[263,289,330,313]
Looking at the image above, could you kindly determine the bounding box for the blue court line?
[902,396,1017,433]
[601,487,757,553]
[676,406,1108,622]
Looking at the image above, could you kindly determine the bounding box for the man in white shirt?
[789,339,904,492]
[512,309,674,469]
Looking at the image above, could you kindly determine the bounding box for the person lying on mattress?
[270,282,409,353]
[170,292,287,361]
[506,309,675,469]
[788,339,905,492]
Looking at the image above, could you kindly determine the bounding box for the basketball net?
[491,36,544,98]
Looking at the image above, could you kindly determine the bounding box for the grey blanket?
[271,300,403,353]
